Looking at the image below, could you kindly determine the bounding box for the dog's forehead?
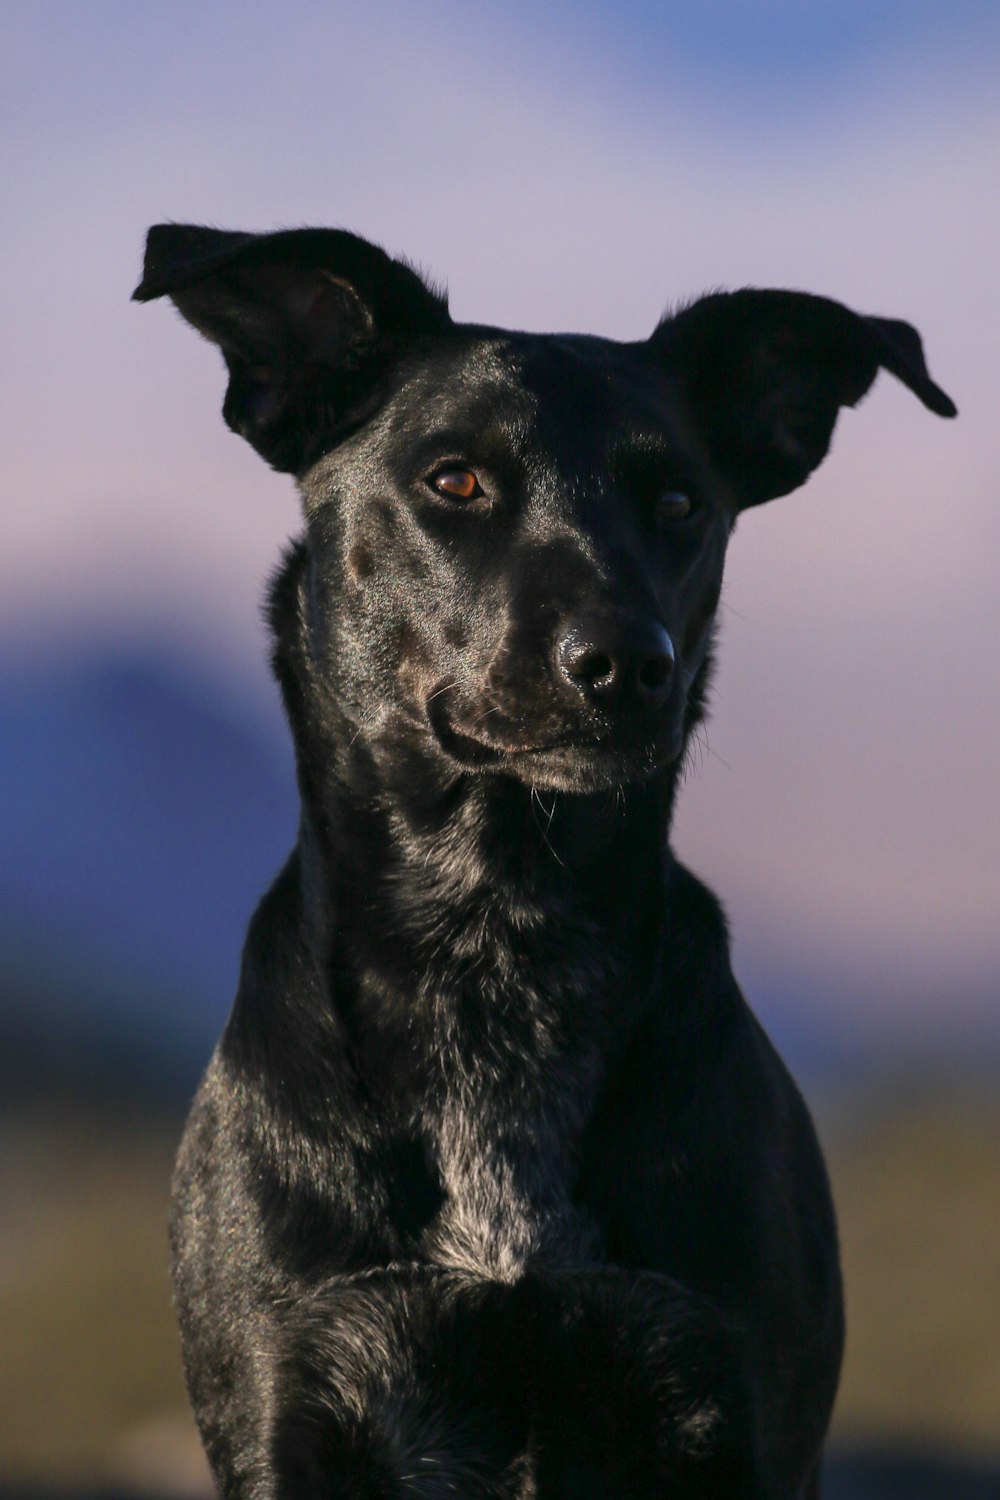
[384,328,684,450]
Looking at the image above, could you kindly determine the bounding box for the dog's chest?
[352,902,628,1279]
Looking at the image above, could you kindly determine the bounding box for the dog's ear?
[133,225,450,473]
[652,290,956,509]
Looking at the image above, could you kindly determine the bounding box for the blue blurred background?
[2,2,998,1494]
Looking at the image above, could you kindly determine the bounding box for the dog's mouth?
[426,684,683,791]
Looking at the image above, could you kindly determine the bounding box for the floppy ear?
[133,225,450,473]
[652,290,956,509]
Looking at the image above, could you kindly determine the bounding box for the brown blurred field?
[1,1090,997,1493]
[827,1089,1000,1455]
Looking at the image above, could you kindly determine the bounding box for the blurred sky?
[2,0,998,1061]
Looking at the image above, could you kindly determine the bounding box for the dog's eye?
[429,467,484,501]
[655,489,693,523]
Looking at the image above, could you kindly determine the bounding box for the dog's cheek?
[391,622,436,704]
[339,497,425,615]
[336,494,506,705]
[663,527,729,673]
[442,620,470,651]
[340,548,441,708]
[678,575,723,672]
[345,542,375,587]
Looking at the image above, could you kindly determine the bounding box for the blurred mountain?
[0,649,297,1100]
[1,647,995,1106]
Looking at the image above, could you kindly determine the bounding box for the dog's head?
[135,226,954,794]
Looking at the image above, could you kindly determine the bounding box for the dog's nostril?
[574,650,616,685]
[558,632,621,694]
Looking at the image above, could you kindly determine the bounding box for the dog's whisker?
[543,790,558,830]
[425,680,460,705]
[467,702,504,728]
[704,735,730,771]
[530,784,565,866]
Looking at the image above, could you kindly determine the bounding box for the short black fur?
[134,224,955,1499]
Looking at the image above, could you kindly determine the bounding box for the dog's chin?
[427,698,683,793]
[506,741,682,794]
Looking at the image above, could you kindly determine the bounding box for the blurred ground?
[825,1085,1000,1452]
[0,1088,997,1496]
[0,1108,202,1495]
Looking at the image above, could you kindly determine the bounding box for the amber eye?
[655,489,693,523]
[429,467,483,501]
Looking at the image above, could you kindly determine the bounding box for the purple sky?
[3,1,998,1050]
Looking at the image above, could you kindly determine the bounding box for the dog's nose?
[556,613,675,709]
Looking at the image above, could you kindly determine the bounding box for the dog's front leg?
[511,1268,767,1499]
[267,1269,537,1500]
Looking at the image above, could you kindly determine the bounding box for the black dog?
[134,226,955,1499]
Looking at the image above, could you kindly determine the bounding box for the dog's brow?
[408,420,533,464]
[609,429,703,485]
